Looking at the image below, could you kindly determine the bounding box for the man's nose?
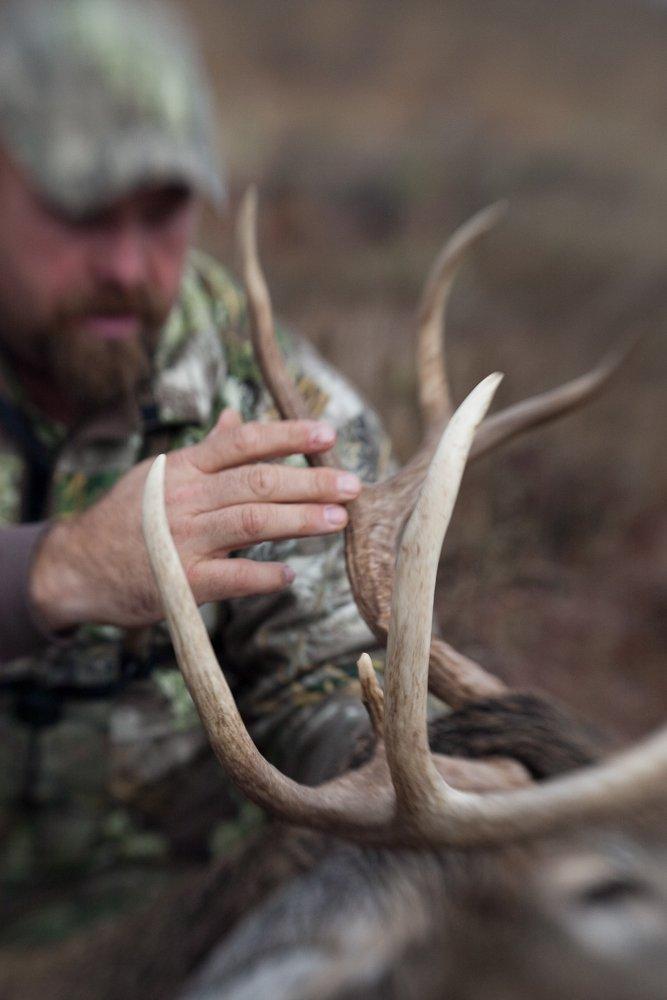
[90,222,149,289]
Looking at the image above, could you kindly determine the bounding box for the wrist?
[29,518,95,632]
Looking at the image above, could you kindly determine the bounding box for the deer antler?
[141,375,667,846]
[238,188,636,708]
[141,190,665,845]
[415,201,507,428]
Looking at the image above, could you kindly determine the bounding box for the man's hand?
[30,410,361,632]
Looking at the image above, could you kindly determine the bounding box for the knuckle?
[240,504,267,539]
[168,480,204,514]
[248,463,278,500]
[226,423,249,461]
[238,423,262,455]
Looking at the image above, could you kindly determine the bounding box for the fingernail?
[309,423,335,448]
[282,565,296,585]
[325,505,347,526]
[337,473,361,497]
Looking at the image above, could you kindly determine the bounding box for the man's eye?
[142,186,193,227]
[40,197,110,231]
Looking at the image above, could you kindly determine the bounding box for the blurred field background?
[184,0,666,740]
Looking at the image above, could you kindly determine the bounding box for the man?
[0,0,389,920]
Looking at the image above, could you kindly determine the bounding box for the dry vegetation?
[184,0,666,739]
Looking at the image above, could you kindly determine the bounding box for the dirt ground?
[182,0,667,740]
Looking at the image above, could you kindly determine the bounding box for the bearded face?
[0,150,196,421]
[30,284,171,413]
[0,275,175,420]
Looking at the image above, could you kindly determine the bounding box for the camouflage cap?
[0,0,224,216]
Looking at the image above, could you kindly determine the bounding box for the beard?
[36,286,171,416]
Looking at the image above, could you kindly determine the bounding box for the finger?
[191,558,296,602]
[215,408,243,432]
[192,418,337,474]
[200,463,361,510]
[195,501,349,553]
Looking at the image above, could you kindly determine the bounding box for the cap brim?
[22,127,226,217]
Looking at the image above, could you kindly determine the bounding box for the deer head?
[140,190,665,848]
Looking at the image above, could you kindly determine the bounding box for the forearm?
[0,521,54,662]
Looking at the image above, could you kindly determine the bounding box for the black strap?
[0,396,53,521]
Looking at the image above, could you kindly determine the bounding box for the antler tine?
[385,373,504,812]
[380,378,667,842]
[357,653,385,740]
[472,331,642,460]
[416,202,507,432]
[237,186,337,469]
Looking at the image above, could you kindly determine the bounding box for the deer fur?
[0,695,665,1000]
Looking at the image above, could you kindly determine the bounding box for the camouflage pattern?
[0,0,223,215]
[0,250,392,939]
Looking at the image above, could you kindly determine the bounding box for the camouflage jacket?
[0,251,392,762]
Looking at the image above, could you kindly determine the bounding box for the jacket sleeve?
[0,522,52,662]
